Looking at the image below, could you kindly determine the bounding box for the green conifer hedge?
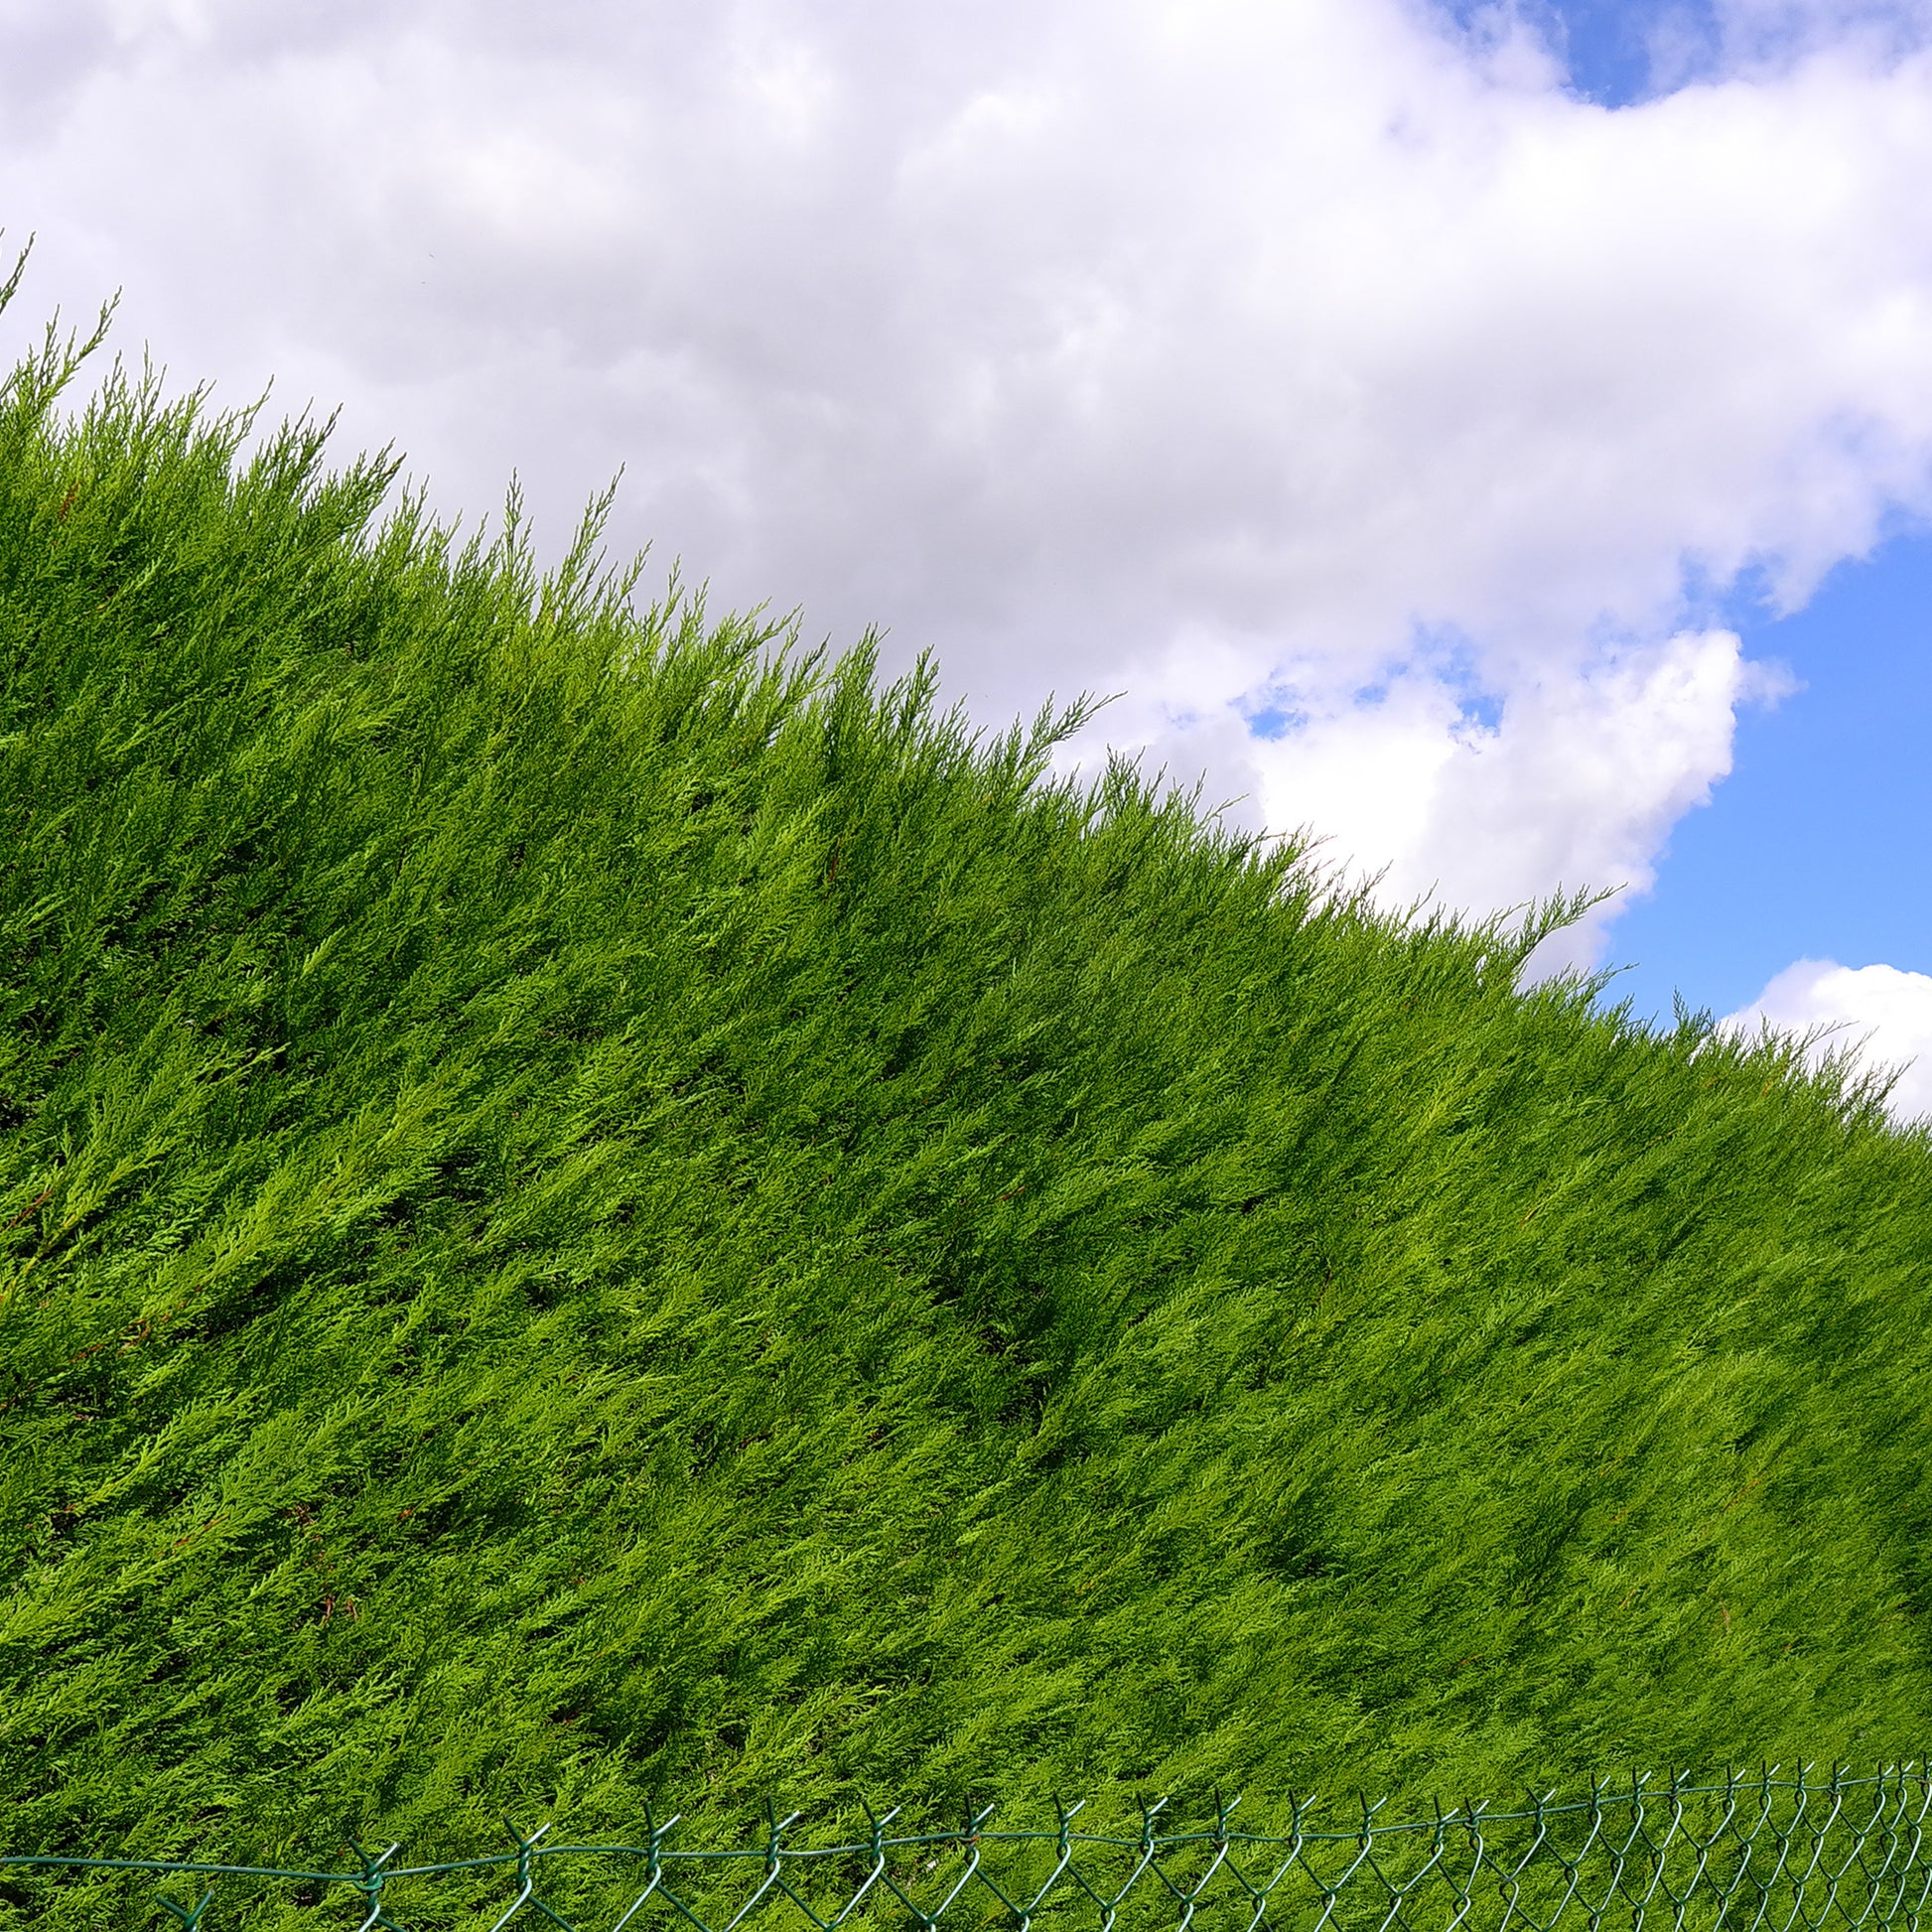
[4,253,1931,1867]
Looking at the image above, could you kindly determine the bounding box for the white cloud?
[1048,627,1797,969]
[5,0,1932,953]
[1724,958,1932,1123]
[1707,0,1932,73]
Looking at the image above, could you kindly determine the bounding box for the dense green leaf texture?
[3,262,1931,1869]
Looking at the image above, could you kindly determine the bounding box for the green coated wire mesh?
[3,1766,1929,1932]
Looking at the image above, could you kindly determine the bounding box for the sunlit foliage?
[4,256,1930,1868]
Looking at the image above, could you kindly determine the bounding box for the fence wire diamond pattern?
[2,1765,1928,1932]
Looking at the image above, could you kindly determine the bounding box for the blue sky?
[1607,525,1932,1027]
[5,0,1932,1107]
[1501,0,1716,103]
[1504,0,1932,1032]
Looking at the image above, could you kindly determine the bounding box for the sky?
[5,0,1932,1115]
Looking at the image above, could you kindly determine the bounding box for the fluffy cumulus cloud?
[1724,958,1932,1123]
[5,0,1932,960]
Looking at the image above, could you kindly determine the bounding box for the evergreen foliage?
[4,253,1932,1868]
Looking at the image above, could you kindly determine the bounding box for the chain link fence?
[3,1765,1928,1932]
